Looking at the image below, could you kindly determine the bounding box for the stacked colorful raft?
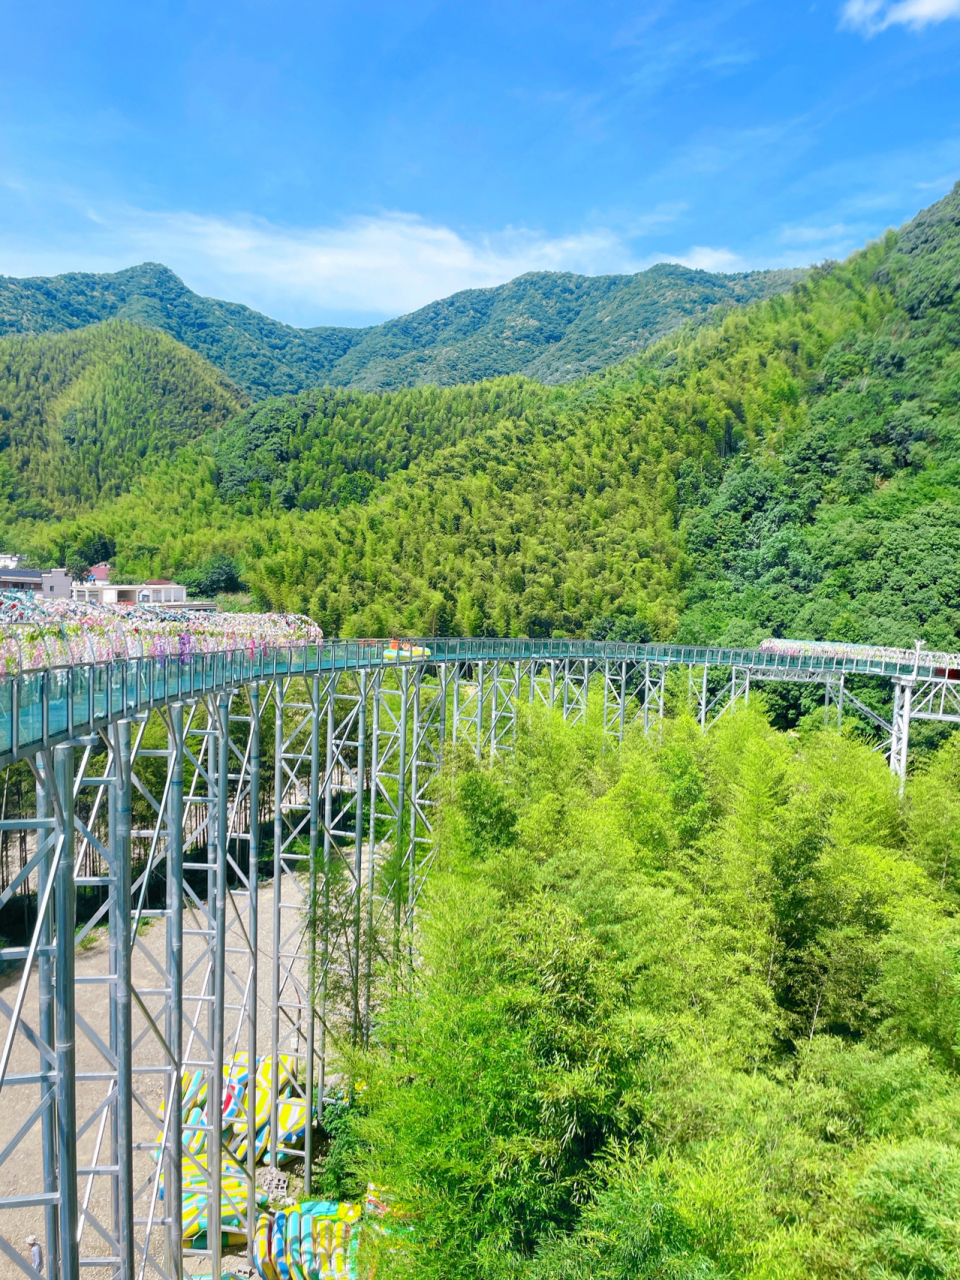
[253,1202,362,1280]
[222,1053,317,1165]
[0,591,324,673]
[382,641,431,662]
[157,1054,319,1245]
[181,1159,269,1249]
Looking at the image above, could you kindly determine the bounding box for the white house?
[39,569,74,599]
[73,579,190,606]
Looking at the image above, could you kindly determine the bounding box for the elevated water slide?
[1,621,959,1280]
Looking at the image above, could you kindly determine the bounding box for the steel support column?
[164,704,184,1278]
[890,679,913,785]
[111,721,134,1280]
[246,685,260,1259]
[37,769,60,1280]
[54,746,80,1280]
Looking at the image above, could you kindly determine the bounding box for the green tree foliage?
[7,183,960,658]
[317,264,808,392]
[179,552,245,598]
[678,184,960,650]
[0,320,243,519]
[338,702,960,1280]
[212,379,551,511]
[5,231,874,636]
[0,260,805,398]
[0,262,359,399]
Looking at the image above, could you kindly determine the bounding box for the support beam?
[165,705,184,1278]
[54,746,80,1280]
[890,679,913,785]
[37,764,60,1279]
[246,685,260,1260]
[305,676,323,1192]
[110,722,134,1280]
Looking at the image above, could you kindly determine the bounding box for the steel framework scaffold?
[1,635,958,1279]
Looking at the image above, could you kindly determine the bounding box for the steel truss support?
[908,676,960,724]
[54,746,80,1280]
[747,667,896,761]
[888,674,960,785]
[890,679,913,786]
[271,674,320,1175]
[0,684,267,1278]
[696,664,750,729]
[823,674,844,726]
[600,661,667,740]
[560,658,590,725]
[0,749,78,1280]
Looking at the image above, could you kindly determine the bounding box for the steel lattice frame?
[0,636,956,1278]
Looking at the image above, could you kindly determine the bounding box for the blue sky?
[2,0,960,326]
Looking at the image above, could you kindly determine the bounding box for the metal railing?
[1,635,950,767]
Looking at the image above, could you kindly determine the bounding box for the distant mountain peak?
[0,257,809,399]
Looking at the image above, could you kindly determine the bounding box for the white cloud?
[89,207,656,324]
[841,0,960,34]
[0,187,761,325]
[664,245,746,271]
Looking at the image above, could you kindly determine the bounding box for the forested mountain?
[6,182,960,661]
[0,263,355,400]
[0,321,243,518]
[308,264,806,392]
[677,183,960,652]
[0,260,805,398]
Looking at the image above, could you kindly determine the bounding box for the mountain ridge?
[8,181,960,659]
[0,259,807,398]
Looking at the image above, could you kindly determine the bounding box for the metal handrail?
[2,634,956,679]
[3,632,959,770]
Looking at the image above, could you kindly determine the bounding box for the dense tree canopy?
[211,379,552,512]
[340,702,960,1279]
[0,321,243,518]
[679,186,960,650]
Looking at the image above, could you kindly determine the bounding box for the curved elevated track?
[0,633,957,1278]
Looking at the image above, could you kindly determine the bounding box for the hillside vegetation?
[212,380,553,512]
[0,321,243,519]
[314,264,806,392]
[6,183,960,659]
[679,186,960,652]
[338,704,960,1279]
[0,260,804,398]
[7,234,886,640]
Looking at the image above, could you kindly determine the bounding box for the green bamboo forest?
[342,703,960,1279]
[3,181,960,1277]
